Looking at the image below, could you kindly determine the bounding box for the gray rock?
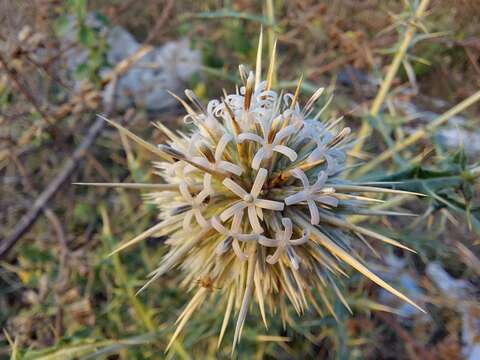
[425,263,479,360]
[377,254,426,317]
[102,37,201,111]
[394,99,480,156]
[436,127,480,156]
[425,262,471,298]
[61,14,202,112]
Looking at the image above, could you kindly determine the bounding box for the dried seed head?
[103,35,423,353]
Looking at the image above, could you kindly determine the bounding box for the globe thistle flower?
[87,33,425,352]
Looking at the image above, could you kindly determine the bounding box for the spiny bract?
[99,36,423,352]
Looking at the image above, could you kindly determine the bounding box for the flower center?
[243,194,254,203]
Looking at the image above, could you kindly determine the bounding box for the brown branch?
[0,100,113,259]
[144,0,175,44]
[0,23,156,259]
[0,52,53,124]
[9,152,67,251]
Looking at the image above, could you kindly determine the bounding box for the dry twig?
[0,42,153,258]
[0,98,113,259]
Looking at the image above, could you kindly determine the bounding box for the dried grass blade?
[99,115,172,162]
[166,288,207,351]
[74,182,179,190]
[232,247,256,353]
[217,287,235,349]
[109,217,180,256]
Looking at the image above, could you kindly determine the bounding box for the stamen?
[285,169,337,225]
[258,218,310,269]
[221,168,283,234]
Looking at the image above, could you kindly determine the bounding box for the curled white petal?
[231,210,243,231]
[307,200,320,225]
[256,206,264,220]
[214,133,232,161]
[223,178,249,198]
[259,236,279,247]
[312,171,328,190]
[232,239,248,261]
[218,161,243,176]
[236,233,259,242]
[273,125,296,145]
[284,192,308,206]
[251,168,268,197]
[211,216,227,233]
[292,168,309,188]
[220,201,247,222]
[219,168,283,236]
[266,248,282,265]
[187,133,206,157]
[289,230,310,246]
[196,174,212,203]
[287,169,333,224]
[251,147,270,170]
[193,208,210,228]
[191,156,210,169]
[238,132,263,144]
[314,195,339,207]
[272,145,297,162]
[248,205,264,234]
[260,217,309,268]
[281,218,293,240]
[325,154,337,174]
[255,199,284,211]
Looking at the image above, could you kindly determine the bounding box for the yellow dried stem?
[166,288,207,352]
[266,39,277,91]
[99,115,173,162]
[217,287,235,349]
[354,88,480,177]
[255,27,264,89]
[109,217,181,256]
[353,0,431,155]
[232,246,257,353]
[74,182,181,190]
[254,266,268,329]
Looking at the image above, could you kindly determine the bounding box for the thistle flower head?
[101,34,424,352]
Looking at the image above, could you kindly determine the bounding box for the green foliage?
[0,79,12,110]
[372,149,480,233]
[54,1,110,86]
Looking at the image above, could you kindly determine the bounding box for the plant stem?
[354,89,480,177]
[353,0,430,155]
[348,194,412,224]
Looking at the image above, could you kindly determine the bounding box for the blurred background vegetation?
[1,0,479,359]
